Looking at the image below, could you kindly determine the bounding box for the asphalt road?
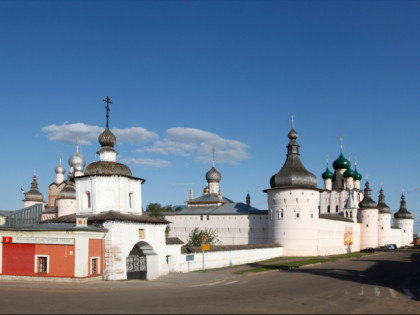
[0,249,418,314]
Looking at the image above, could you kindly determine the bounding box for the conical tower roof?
[24,175,44,202]
[358,180,377,210]
[377,187,390,213]
[270,123,317,189]
[394,193,413,219]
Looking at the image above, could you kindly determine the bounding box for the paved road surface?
[0,249,418,314]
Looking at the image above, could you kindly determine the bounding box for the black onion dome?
[85,161,132,177]
[394,193,413,219]
[377,187,390,213]
[60,178,76,199]
[270,127,317,189]
[358,180,378,209]
[24,176,44,201]
[206,166,221,182]
[99,128,116,148]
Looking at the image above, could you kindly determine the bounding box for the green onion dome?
[343,167,356,178]
[322,166,334,180]
[353,168,362,181]
[333,153,350,170]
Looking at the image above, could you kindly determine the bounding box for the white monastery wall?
[170,246,283,273]
[389,228,402,248]
[166,214,268,245]
[317,219,360,255]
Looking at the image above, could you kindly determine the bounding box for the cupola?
[394,193,413,219]
[270,118,317,189]
[24,175,44,202]
[377,187,390,213]
[358,179,377,209]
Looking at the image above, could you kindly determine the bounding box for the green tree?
[145,203,173,219]
[145,203,178,237]
[186,227,219,247]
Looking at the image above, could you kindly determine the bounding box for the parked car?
[386,244,397,250]
[361,247,375,253]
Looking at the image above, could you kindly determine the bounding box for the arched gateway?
[126,241,158,280]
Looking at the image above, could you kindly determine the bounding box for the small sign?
[2,237,12,243]
[4,237,74,245]
[202,234,206,243]
[186,255,195,261]
[201,244,210,251]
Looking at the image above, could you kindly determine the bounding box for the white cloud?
[121,158,172,168]
[112,127,158,144]
[42,122,103,145]
[42,122,158,146]
[137,127,250,165]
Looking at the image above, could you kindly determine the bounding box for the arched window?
[84,191,91,209]
[129,192,134,208]
[336,205,339,213]
[281,209,284,219]
[327,205,330,213]
[346,211,348,218]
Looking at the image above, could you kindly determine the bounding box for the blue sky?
[1,0,419,233]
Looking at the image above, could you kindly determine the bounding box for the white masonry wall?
[166,214,268,245]
[317,218,361,255]
[170,246,283,273]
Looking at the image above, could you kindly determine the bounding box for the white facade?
[76,176,143,215]
[102,221,167,280]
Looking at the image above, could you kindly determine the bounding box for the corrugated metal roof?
[178,202,267,215]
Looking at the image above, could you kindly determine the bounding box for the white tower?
[377,186,391,247]
[57,178,76,217]
[393,192,414,247]
[264,118,319,256]
[358,179,378,250]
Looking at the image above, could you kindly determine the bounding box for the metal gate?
[126,246,147,280]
